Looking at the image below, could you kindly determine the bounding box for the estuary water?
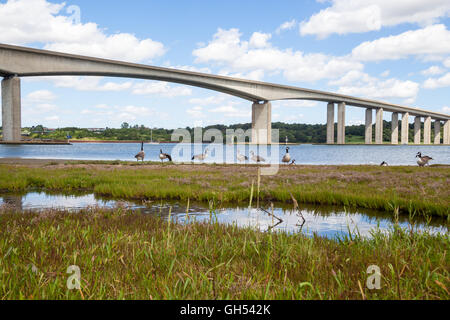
[0,143,449,165]
[1,192,447,239]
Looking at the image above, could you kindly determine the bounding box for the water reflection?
[0,192,447,239]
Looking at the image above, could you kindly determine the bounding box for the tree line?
[2,120,444,143]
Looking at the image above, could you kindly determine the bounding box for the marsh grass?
[0,207,448,300]
[0,163,448,217]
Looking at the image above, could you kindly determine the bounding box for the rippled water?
[1,193,447,239]
[0,143,449,165]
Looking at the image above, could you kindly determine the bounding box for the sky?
[1,0,450,129]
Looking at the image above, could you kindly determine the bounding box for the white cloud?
[352,24,450,61]
[442,106,450,113]
[276,19,297,34]
[249,32,271,48]
[186,106,205,118]
[300,0,450,38]
[423,72,450,89]
[380,70,390,77]
[193,28,363,83]
[209,105,250,118]
[273,100,318,108]
[80,104,168,123]
[0,0,166,63]
[47,76,133,92]
[188,95,227,106]
[44,115,59,121]
[132,82,192,97]
[25,90,56,102]
[421,66,445,76]
[332,71,420,103]
[444,58,450,68]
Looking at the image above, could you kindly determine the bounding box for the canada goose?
[289,159,296,165]
[192,148,208,161]
[282,147,291,164]
[380,161,388,166]
[134,142,145,162]
[159,149,172,162]
[237,150,248,162]
[250,151,265,163]
[416,152,433,167]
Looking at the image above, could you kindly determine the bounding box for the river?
[0,143,449,165]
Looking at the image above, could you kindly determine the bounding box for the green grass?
[0,163,449,217]
[0,207,448,300]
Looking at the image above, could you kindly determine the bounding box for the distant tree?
[121,122,129,129]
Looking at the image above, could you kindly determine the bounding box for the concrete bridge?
[1,43,449,144]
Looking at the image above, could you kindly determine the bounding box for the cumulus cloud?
[188,95,227,106]
[193,28,363,83]
[186,106,205,118]
[421,66,445,76]
[423,73,450,89]
[44,76,133,92]
[444,58,450,68]
[25,90,56,102]
[0,0,166,63]
[209,105,250,118]
[132,82,192,97]
[249,32,271,48]
[330,71,420,103]
[275,19,297,34]
[300,0,450,38]
[80,104,168,123]
[351,24,450,61]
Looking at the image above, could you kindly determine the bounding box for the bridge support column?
[365,108,372,144]
[375,108,383,144]
[327,102,335,144]
[391,112,398,145]
[1,76,22,142]
[401,112,409,144]
[251,101,272,144]
[337,102,345,144]
[434,120,441,144]
[414,116,421,144]
[423,116,431,144]
[444,120,450,144]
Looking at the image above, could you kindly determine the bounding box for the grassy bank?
[0,162,449,217]
[0,207,448,300]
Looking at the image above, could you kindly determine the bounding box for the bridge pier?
[1,76,22,142]
[434,120,441,144]
[365,108,372,144]
[337,102,345,144]
[444,120,450,144]
[414,116,421,144]
[251,101,272,144]
[423,116,431,144]
[326,102,335,144]
[391,112,398,144]
[375,108,383,144]
[401,112,409,144]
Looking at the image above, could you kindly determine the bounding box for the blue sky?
[1,0,450,129]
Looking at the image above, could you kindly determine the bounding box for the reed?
[0,207,447,300]
[0,163,448,217]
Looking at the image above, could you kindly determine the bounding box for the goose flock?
[134,143,433,167]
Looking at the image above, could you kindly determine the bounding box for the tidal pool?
[0,192,447,239]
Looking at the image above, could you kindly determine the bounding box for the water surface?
[1,143,449,165]
[1,192,447,239]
